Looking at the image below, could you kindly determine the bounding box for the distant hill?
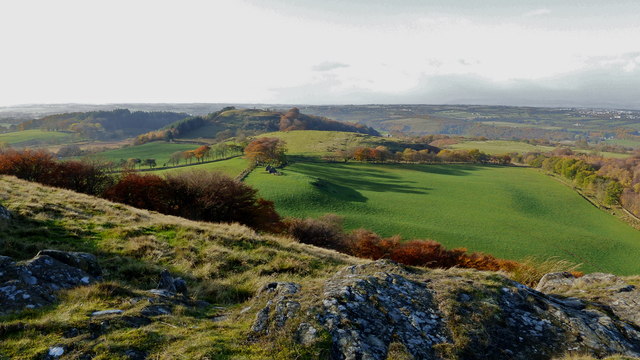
[16,109,188,139]
[135,107,380,144]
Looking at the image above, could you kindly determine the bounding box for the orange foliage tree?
[244,137,287,165]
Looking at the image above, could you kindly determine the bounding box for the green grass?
[448,140,555,154]
[87,142,204,166]
[0,175,354,359]
[256,130,373,156]
[605,138,640,149]
[0,130,74,145]
[247,161,640,275]
[149,156,248,177]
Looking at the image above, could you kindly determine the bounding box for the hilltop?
[135,107,379,143]
[1,175,640,359]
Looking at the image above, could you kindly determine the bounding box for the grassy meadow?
[85,141,205,166]
[247,161,640,275]
[0,129,74,145]
[149,156,248,177]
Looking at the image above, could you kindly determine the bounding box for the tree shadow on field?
[288,158,432,195]
[394,163,487,176]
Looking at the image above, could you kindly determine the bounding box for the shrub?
[285,214,350,252]
[0,149,113,195]
[103,173,171,213]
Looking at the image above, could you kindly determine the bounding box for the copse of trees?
[244,137,287,166]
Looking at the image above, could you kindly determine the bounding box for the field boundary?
[109,155,242,174]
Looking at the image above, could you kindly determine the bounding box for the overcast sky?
[1,0,640,108]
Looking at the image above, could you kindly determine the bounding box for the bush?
[103,173,171,213]
[104,171,282,232]
[0,149,113,195]
[285,214,350,252]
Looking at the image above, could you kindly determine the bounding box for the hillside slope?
[1,176,639,359]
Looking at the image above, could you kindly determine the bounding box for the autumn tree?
[193,145,211,163]
[244,137,287,165]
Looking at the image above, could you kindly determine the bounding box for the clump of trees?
[244,137,287,166]
[278,107,380,135]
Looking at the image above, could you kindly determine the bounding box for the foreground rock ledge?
[250,260,640,360]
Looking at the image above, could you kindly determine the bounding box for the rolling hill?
[15,109,188,140]
[136,107,380,143]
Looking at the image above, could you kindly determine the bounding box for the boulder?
[0,251,101,314]
[157,269,188,296]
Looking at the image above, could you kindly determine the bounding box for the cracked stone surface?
[250,260,640,360]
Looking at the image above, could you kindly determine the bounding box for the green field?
[247,161,640,275]
[256,130,375,155]
[448,140,556,154]
[149,156,248,177]
[605,138,640,149]
[0,129,74,145]
[87,141,204,166]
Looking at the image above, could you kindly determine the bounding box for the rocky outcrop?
[537,271,640,329]
[0,250,101,314]
[250,260,640,360]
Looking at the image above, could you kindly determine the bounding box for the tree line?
[516,149,639,213]
[326,146,511,165]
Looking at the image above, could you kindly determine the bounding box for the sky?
[1,0,640,108]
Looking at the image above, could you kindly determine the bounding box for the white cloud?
[523,8,551,17]
[312,62,350,72]
[0,1,639,108]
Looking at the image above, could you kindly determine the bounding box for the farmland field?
[447,140,555,154]
[247,161,640,275]
[0,129,74,145]
[149,156,247,177]
[87,141,204,166]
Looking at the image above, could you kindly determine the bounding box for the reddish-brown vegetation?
[0,149,113,195]
[244,137,287,165]
[103,171,282,232]
[286,214,521,273]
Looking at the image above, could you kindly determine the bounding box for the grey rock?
[91,309,123,316]
[537,271,640,329]
[140,305,172,317]
[37,250,102,277]
[250,282,302,335]
[249,260,640,360]
[296,322,319,345]
[0,251,100,314]
[157,269,188,296]
[0,204,11,220]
